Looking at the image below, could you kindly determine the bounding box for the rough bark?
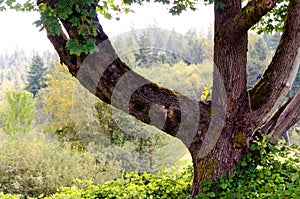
[37,0,300,197]
[248,0,300,124]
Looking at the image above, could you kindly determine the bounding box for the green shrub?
[1,135,300,198]
[0,132,99,197]
[198,137,300,199]
[0,192,26,199]
[44,168,193,199]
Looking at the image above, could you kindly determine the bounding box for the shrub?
[0,132,99,197]
[198,137,300,199]
[1,136,300,198]
[0,192,26,199]
[44,168,193,199]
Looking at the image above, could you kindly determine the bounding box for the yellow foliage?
[37,60,78,132]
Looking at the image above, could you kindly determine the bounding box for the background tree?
[0,91,35,135]
[263,32,281,51]
[0,50,30,100]
[247,35,270,88]
[25,54,47,97]
[183,29,206,64]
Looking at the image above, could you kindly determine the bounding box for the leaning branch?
[249,0,300,122]
[259,89,300,142]
[37,0,211,146]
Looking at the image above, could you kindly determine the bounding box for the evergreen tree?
[184,29,206,64]
[134,31,154,68]
[263,33,281,50]
[250,37,268,61]
[25,55,47,97]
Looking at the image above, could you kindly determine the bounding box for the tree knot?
[264,0,276,9]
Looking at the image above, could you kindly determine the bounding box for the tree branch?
[259,89,300,142]
[216,0,277,44]
[37,0,211,146]
[45,28,80,74]
[37,0,80,75]
[248,0,300,123]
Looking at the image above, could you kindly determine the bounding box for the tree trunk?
[37,0,300,198]
[190,127,248,197]
[189,0,300,196]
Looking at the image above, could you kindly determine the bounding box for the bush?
[0,192,31,199]
[1,136,300,198]
[44,168,193,199]
[0,132,99,197]
[198,137,300,199]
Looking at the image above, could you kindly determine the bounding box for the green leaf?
[66,39,82,56]
[241,160,247,167]
[207,192,216,197]
[83,38,98,54]
[220,183,228,189]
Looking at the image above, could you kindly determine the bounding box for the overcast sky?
[0,3,214,54]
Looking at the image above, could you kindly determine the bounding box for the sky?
[0,2,214,54]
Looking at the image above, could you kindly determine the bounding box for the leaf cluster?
[252,0,289,34]
[34,0,100,55]
[0,0,36,12]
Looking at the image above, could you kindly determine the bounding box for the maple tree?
[1,0,300,196]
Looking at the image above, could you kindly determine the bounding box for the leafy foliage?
[134,61,213,100]
[253,0,289,34]
[37,59,77,133]
[55,123,87,151]
[0,131,100,197]
[0,0,36,12]
[92,100,186,175]
[198,137,300,199]
[43,167,193,199]
[0,136,299,198]
[0,91,35,135]
[1,136,300,198]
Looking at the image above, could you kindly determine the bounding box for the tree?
[36,59,83,136]
[2,0,300,197]
[247,35,270,88]
[250,37,268,61]
[25,54,47,97]
[183,29,206,64]
[0,91,36,135]
[263,32,281,50]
